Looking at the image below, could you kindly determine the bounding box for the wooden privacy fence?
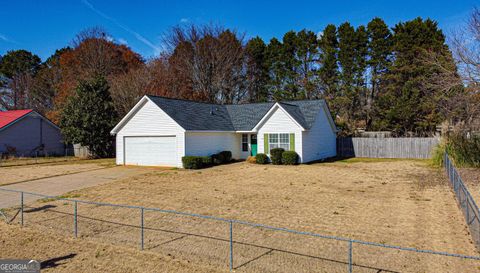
[337,137,440,159]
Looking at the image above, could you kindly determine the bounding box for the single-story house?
[0,109,65,157]
[111,95,337,167]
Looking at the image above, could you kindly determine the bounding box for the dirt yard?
[2,159,479,272]
[0,159,115,185]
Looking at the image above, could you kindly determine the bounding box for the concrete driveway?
[0,166,154,208]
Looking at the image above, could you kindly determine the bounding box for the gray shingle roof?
[147,95,326,131]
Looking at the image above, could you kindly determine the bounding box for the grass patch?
[39,193,81,203]
[324,157,427,164]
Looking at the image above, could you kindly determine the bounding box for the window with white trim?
[242,134,248,152]
[269,133,290,151]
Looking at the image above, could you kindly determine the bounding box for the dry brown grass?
[3,159,480,272]
[0,159,115,185]
[0,222,225,273]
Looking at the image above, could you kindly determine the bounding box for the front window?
[242,134,248,152]
[269,133,290,151]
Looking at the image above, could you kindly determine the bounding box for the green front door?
[251,134,257,156]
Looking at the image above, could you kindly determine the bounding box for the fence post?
[229,220,233,271]
[20,192,24,227]
[74,201,78,238]
[348,240,353,273]
[140,208,144,250]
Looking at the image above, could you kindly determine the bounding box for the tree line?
[0,15,477,147]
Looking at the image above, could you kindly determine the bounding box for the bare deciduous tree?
[162,24,247,104]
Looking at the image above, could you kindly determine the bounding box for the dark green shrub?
[212,153,225,165]
[270,148,284,165]
[256,153,268,164]
[219,151,232,162]
[212,151,232,164]
[282,151,298,165]
[182,156,204,169]
[201,156,213,167]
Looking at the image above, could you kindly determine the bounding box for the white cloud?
[106,35,114,42]
[180,18,189,23]
[0,33,18,44]
[81,0,163,55]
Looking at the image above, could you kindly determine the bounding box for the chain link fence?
[444,152,480,250]
[1,188,480,272]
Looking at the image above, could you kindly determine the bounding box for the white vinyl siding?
[257,106,303,162]
[185,132,240,159]
[0,113,64,156]
[125,136,177,166]
[115,99,185,167]
[302,103,337,162]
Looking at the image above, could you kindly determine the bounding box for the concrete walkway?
[0,167,153,208]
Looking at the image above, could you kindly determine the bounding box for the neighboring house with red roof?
[0,109,65,157]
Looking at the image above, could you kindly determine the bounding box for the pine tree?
[375,18,455,135]
[295,29,319,99]
[318,25,339,112]
[245,37,269,102]
[337,22,357,128]
[354,25,369,127]
[265,38,284,100]
[366,18,392,129]
[60,76,118,157]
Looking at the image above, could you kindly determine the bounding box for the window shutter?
[290,133,295,151]
[264,134,269,154]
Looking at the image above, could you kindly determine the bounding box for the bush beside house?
[255,153,268,164]
[282,151,299,165]
[182,151,232,169]
[270,148,284,165]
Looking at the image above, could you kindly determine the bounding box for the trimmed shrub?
[282,151,298,165]
[182,156,204,169]
[212,151,232,164]
[201,156,213,167]
[270,148,284,165]
[255,153,268,164]
[246,156,257,164]
[220,151,232,162]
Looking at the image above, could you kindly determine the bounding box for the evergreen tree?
[337,22,357,127]
[354,25,369,126]
[295,29,319,99]
[375,18,455,135]
[245,37,269,102]
[60,76,118,158]
[366,18,392,129]
[318,25,339,112]
[265,38,284,100]
[281,31,301,100]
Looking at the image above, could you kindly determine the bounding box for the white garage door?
[124,136,177,166]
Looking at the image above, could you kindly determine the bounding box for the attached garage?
[124,136,177,166]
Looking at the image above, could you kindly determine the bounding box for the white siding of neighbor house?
[185,132,241,159]
[302,106,337,162]
[257,106,304,162]
[115,99,185,167]
[0,113,64,156]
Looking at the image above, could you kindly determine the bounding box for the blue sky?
[0,0,477,60]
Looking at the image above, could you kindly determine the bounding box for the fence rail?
[444,153,480,250]
[337,137,439,159]
[1,187,479,272]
